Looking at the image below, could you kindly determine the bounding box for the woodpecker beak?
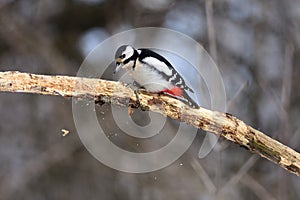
[114,58,123,74]
[116,58,122,63]
[114,65,121,74]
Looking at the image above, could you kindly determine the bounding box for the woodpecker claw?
[133,89,148,111]
[134,90,140,101]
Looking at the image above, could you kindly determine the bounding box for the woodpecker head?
[114,45,136,73]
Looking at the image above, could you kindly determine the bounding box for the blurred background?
[0,0,300,199]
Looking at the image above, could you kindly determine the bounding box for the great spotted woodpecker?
[114,45,199,109]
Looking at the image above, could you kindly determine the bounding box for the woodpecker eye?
[121,54,125,59]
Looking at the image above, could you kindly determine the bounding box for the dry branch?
[0,71,299,177]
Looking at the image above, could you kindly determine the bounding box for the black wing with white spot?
[138,48,194,93]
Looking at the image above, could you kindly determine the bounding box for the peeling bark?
[0,71,299,176]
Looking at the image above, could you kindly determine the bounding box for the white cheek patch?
[142,57,173,76]
[124,46,134,59]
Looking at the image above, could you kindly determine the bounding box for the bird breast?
[129,61,173,92]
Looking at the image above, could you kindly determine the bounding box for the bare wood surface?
[0,71,299,177]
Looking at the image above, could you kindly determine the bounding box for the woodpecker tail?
[181,90,199,109]
[162,87,199,109]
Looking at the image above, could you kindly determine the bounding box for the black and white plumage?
[114,45,199,108]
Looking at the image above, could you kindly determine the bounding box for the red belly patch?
[162,86,183,97]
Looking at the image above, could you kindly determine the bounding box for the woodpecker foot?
[134,89,140,101]
[134,88,147,101]
[134,89,148,111]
